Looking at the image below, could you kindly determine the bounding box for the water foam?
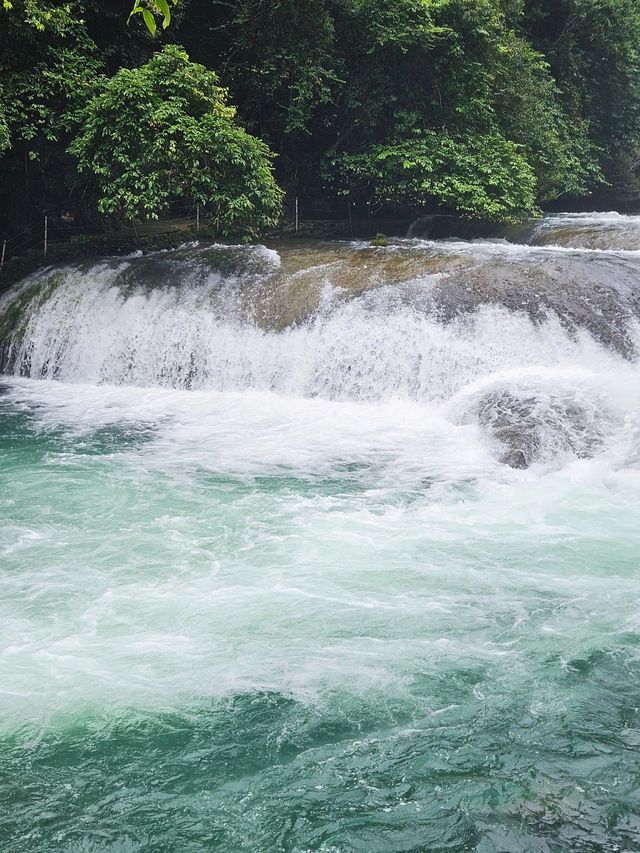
[2,374,640,730]
[2,226,640,851]
[2,254,635,404]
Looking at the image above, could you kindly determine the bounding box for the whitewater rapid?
[2,227,640,470]
[1,213,640,851]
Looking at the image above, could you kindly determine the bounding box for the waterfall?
[3,215,640,852]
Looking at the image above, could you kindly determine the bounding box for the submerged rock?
[457,386,608,469]
[499,448,529,469]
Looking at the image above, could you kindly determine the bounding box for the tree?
[491,28,603,201]
[68,45,283,233]
[0,0,102,225]
[3,0,640,235]
[329,130,539,221]
[173,0,341,197]
[523,0,640,190]
[321,0,604,212]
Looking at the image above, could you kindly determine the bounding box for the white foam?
[4,260,633,401]
[2,374,640,729]
[1,236,640,731]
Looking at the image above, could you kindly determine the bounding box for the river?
[1,212,640,851]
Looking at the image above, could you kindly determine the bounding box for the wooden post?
[295,196,299,233]
[0,239,6,274]
[347,200,353,237]
[196,204,200,234]
[44,215,48,260]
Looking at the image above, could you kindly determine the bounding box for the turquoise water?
[2,223,640,851]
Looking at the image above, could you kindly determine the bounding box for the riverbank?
[0,220,382,293]
[3,202,640,296]
[0,215,520,293]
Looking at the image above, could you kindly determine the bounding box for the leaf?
[128,5,144,24]
[142,8,157,35]
[127,0,142,23]
[155,0,171,28]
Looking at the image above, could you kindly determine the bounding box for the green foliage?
[322,0,603,211]
[0,108,10,155]
[330,130,538,221]
[0,0,102,223]
[129,0,177,36]
[492,28,603,200]
[195,0,341,143]
[3,0,77,32]
[0,1,99,157]
[2,0,640,234]
[523,0,640,190]
[68,45,283,232]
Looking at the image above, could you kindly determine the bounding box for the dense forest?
[1,0,640,236]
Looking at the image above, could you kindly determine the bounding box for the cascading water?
[1,214,640,851]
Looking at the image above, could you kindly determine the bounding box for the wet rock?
[463,387,607,469]
[499,448,529,469]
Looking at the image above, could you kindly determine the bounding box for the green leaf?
[155,0,171,29]
[142,8,156,34]
[127,0,142,22]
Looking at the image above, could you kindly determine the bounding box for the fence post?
[196,204,200,234]
[295,196,299,233]
[44,215,48,260]
[0,239,5,274]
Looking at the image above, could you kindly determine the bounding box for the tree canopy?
[1,0,640,233]
[69,45,282,232]
[329,131,539,222]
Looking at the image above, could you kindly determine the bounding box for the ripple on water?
[1,230,640,851]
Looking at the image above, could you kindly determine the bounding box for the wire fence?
[0,212,203,272]
[4,186,640,272]
[0,197,413,273]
